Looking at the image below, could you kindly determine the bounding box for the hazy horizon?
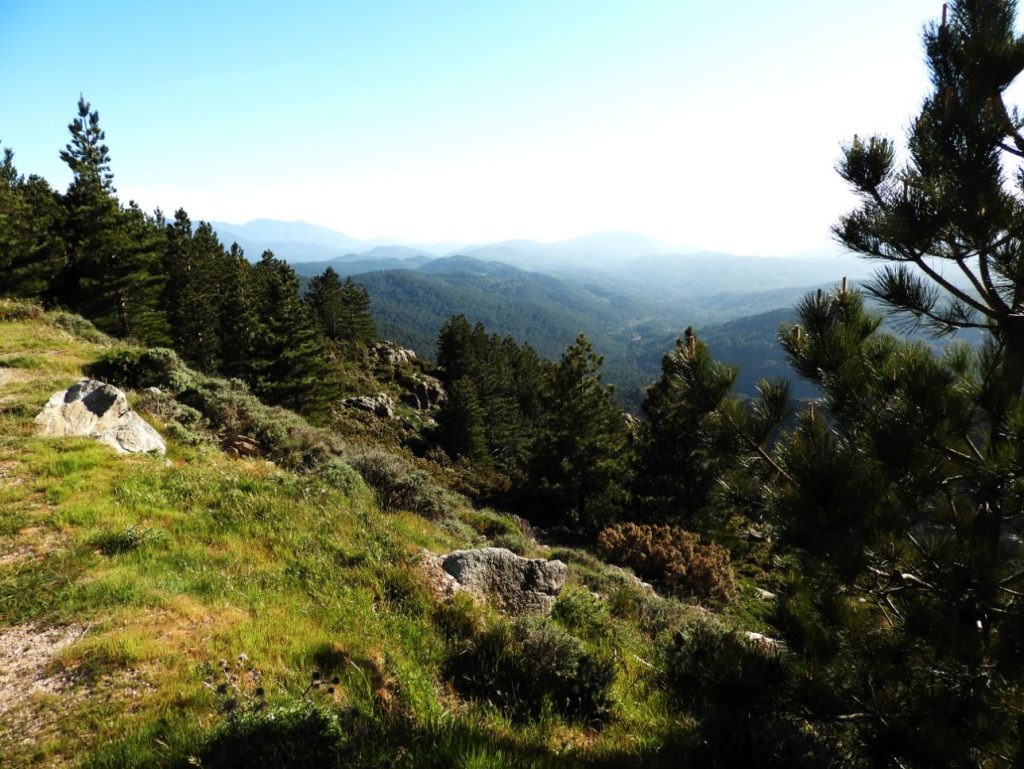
[6,0,953,254]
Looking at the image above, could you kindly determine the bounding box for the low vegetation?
[4,2,1024,765]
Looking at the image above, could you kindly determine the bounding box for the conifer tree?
[305,266,347,341]
[835,0,1024,406]
[528,334,631,529]
[217,242,259,381]
[162,210,222,370]
[762,285,1024,767]
[249,251,338,416]
[634,327,778,528]
[0,146,65,298]
[337,276,376,346]
[58,98,168,342]
[437,376,490,466]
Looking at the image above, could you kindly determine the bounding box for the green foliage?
[662,621,843,769]
[249,251,340,416]
[834,0,1024,401]
[195,702,347,769]
[436,314,548,477]
[0,147,66,300]
[91,525,160,556]
[445,618,615,723]
[766,284,1024,766]
[634,330,747,526]
[527,334,632,529]
[305,268,377,353]
[436,377,489,466]
[86,347,349,474]
[348,448,463,519]
[0,297,44,321]
[161,210,226,372]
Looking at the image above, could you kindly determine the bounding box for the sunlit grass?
[0,309,709,768]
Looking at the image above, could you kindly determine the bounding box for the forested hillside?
[3,2,1024,767]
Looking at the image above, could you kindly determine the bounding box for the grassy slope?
[0,307,743,768]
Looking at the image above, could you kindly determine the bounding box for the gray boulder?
[400,375,447,411]
[371,341,417,368]
[343,393,396,420]
[35,379,166,455]
[442,547,566,615]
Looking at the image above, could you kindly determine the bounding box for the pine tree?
[0,146,65,298]
[217,242,259,381]
[636,330,769,527]
[337,276,376,346]
[762,285,1024,767]
[528,334,632,529]
[161,210,223,371]
[249,251,338,416]
[58,98,168,342]
[835,0,1024,407]
[305,266,347,341]
[437,377,489,466]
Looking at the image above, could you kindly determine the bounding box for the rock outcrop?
[371,341,417,368]
[342,393,396,420]
[400,375,447,410]
[440,547,566,615]
[35,379,166,455]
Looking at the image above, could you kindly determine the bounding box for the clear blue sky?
[3,0,959,253]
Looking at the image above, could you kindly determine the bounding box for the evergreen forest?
[2,2,1024,767]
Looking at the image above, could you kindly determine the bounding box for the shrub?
[598,523,737,605]
[431,592,484,644]
[49,310,109,343]
[661,621,840,769]
[462,510,531,554]
[349,448,462,519]
[87,348,347,472]
[195,702,347,769]
[0,298,43,321]
[91,526,161,556]
[445,618,614,723]
[551,587,610,640]
[87,347,181,390]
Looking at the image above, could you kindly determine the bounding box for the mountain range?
[210,220,887,406]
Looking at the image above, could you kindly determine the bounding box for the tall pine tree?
[58,98,167,342]
[528,334,631,529]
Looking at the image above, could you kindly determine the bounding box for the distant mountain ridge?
[215,219,890,408]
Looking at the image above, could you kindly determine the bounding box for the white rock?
[35,379,166,455]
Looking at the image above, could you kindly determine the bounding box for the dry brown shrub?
[598,522,736,605]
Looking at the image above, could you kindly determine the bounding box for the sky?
[2,0,955,254]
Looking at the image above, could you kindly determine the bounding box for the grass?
[0,305,743,768]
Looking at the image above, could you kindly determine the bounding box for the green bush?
[0,298,44,321]
[349,449,462,519]
[445,618,615,723]
[431,593,484,644]
[662,621,841,769]
[195,702,347,769]
[551,587,610,640]
[49,310,110,342]
[91,526,161,556]
[461,510,531,554]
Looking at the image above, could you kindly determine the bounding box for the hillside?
[0,303,767,769]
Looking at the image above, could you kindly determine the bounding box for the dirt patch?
[0,368,33,388]
[0,527,66,568]
[0,624,86,714]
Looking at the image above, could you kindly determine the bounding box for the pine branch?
[906,248,998,318]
